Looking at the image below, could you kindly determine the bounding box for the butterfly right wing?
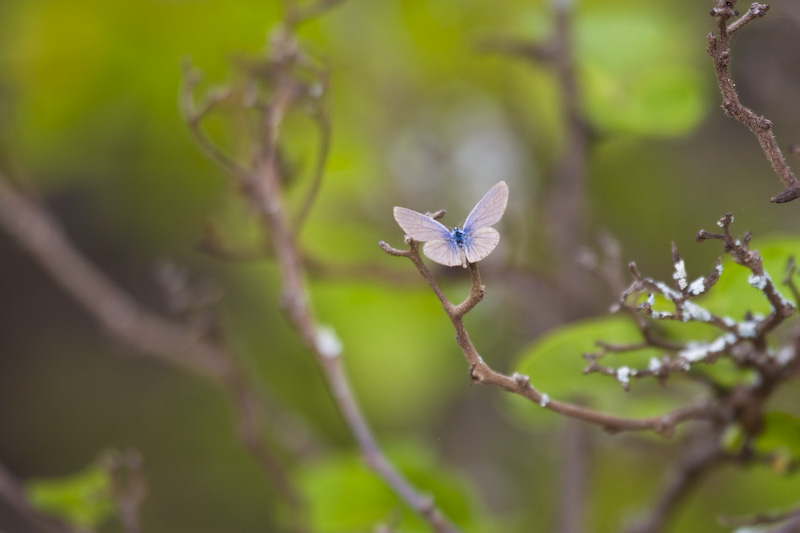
[423,239,464,267]
[464,226,500,264]
[393,207,451,242]
[462,181,509,233]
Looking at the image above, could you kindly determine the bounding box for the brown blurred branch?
[707,2,800,203]
[626,429,724,533]
[720,504,800,531]
[181,20,458,531]
[481,3,591,281]
[555,417,591,533]
[103,450,146,533]
[0,176,307,529]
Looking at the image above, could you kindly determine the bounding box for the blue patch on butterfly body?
[451,227,467,246]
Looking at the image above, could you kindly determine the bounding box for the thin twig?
[379,240,720,437]
[180,64,252,181]
[293,108,331,234]
[720,504,800,529]
[183,23,459,530]
[103,450,146,533]
[481,3,591,283]
[240,100,459,533]
[706,2,800,203]
[555,417,591,533]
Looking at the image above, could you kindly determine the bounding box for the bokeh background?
[2,0,800,531]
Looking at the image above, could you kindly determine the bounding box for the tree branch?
[0,176,307,527]
[379,240,720,437]
[706,2,800,203]
[182,21,459,530]
[626,430,724,533]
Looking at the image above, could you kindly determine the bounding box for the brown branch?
[0,176,307,527]
[283,0,346,28]
[555,417,591,533]
[481,4,591,279]
[183,25,459,530]
[720,505,800,531]
[706,2,800,203]
[292,107,331,235]
[379,240,720,437]
[103,450,146,533]
[180,65,252,181]
[241,123,459,533]
[0,179,229,380]
[626,430,724,533]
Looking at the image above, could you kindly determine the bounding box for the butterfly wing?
[464,227,500,264]
[423,238,464,267]
[462,181,509,233]
[393,207,451,242]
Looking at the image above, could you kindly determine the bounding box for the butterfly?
[393,181,509,268]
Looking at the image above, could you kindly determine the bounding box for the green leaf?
[296,444,486,531]
[26,463,114,531]
[701,237,800,321]
[755,412,800,469]
[577,8,707,137]
[720,423,746,455]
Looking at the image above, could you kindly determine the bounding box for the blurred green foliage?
[297,444,485,531]
[26,462,114,531]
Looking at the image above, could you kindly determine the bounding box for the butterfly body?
[393,181,509,268]
[451,227,466,245]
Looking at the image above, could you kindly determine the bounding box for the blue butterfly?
[393,181,509,268]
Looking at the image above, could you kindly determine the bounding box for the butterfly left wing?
[393,207,451,242]
[463,181,509,233]
[464,227,500,264]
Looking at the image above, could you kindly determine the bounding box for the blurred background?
[1,0,800,531]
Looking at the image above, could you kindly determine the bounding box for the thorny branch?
[384,210,800,532]
[707,1,800,203]
[382,212,799,436]
[379,239,719,437]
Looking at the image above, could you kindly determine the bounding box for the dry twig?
[379,238,719,437]
[180,10,458,531]
[707,1,800,203]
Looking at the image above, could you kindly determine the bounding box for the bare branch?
[186,23,459,530]
[103,450,147,533]
[719,504,800,530]
[381,239,721,437]
[180,63,252,181]
[627,430,724,533]
[706,3,800,202]
[292,106,331,235]
[0,176,307,523]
